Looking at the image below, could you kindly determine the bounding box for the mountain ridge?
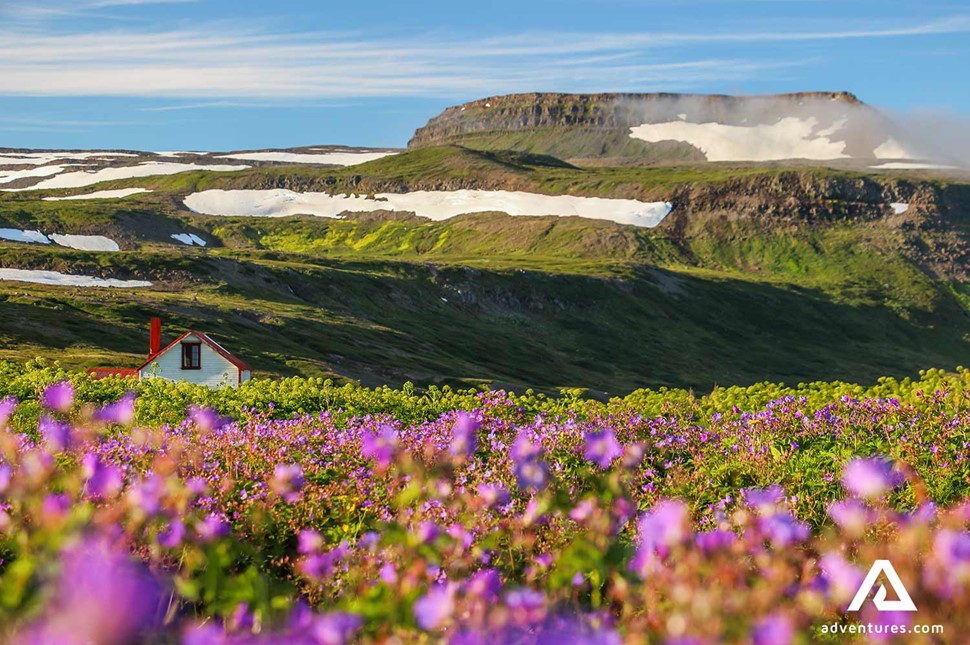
[407,91,921,166]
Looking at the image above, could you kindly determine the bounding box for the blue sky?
[1,0,968,151]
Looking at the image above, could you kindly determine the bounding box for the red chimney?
[149,317,162,356]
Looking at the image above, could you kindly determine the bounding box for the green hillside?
[0,145,968,393]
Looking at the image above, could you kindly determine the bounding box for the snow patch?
[43,188,152,201]
[890,202,910,215]
[6,162,248,191]
[629,117,850,162]
[0,229,51,244]
[171,233,207,247]
[0,268,150,288]
[183,189,674,228]
[50,234,120,252]
[216,151,397,166]
[870,162,958,170]
[0,152,138,166]
[0,165,67,185]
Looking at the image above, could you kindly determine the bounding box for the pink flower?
[41,381,74,413]
[95,393,136,425]
[413,584,454,630]
[842,457,900,499]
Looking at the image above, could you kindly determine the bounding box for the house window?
[181,342,201,370]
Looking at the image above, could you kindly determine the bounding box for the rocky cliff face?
[409,92,862,146]
[406,91,922,164]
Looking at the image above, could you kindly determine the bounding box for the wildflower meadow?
[1,361,969,643]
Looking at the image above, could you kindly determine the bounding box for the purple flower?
[583,429,623,469]
[0,463,12,495]
[95,393,136,425]
[358,531,380,550]
[41,381,74,413]
[0,396,17,427]
[637,499,689,557]
[17,539,162,644]
[752,613,793,645]
[287,599,314,631]
[39,416,72,452]
[744,485,785,511]
[229,602,254,632]
[760,512,810,547]
[361,424,398,469]
[450,411,480,458]
[863,608,911,643]
[298,529,323,555]
[569,499,596,522]
[182,624,225,645]
[416,521,439,544]
[934,529,970,566]
[40,493,71,523]
[300,542,349,581]
[311,612,363,645]
[477,483,511,507]
[695,529,735,552]
[158,518,186,548]
[534,620,622,645]
[828,499,870,535]
[196,513,230,542]
[505,588,546,625]
[511,433,547,491]
[414,584,454,630]
[447,523,474,549]
[465,568,502,600]
[82,453,123,499]
[842,457,901,499]
[818,552,865,602]
[188,406,228,433]
[379,562,398,584]
[127,474,165,517]
[269,463,305,503]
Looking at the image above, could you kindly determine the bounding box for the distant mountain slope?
[1,149,968,391]
[0,92,968,391]
[408,92,933,166]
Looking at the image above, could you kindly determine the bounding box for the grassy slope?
[411,128,708,165]
[0,147,968,393]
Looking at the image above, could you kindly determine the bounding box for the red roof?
[88,368,139,380]
[137,330,252,372]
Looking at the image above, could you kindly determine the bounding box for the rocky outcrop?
[409,91,864,149]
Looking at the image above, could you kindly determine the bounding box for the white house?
[139,328,252,387]
[91,318,252,387]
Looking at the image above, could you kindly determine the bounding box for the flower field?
[1,363,969,643]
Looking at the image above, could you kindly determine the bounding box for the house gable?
[138,330,251,387]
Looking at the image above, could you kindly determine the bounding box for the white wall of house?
[139,333,246,387]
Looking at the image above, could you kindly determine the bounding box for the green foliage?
[2,361,969,432]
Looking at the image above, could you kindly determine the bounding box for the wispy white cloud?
[0,0,197,22]
[0,15,966,100]
[83,0,198,6]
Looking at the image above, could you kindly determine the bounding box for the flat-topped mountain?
[409,91,931,166]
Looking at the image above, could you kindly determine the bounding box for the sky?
[0,0,968,151]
